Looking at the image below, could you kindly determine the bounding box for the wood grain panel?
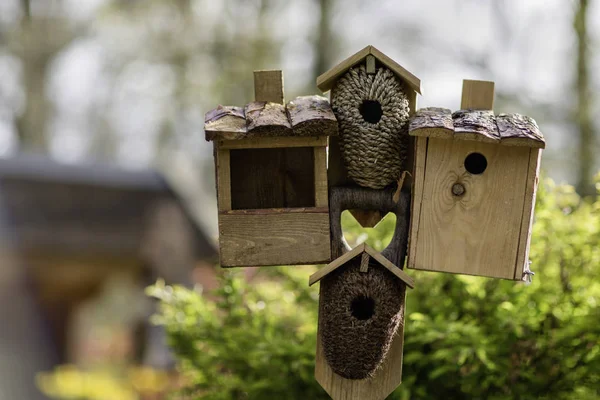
[219,210,330,267]
[412,138,530,278]
[514,149,542,279]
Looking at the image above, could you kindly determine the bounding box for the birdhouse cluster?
[204,45,545,400]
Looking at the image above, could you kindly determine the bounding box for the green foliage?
[148,178,600,399]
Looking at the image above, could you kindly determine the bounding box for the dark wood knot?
[452,183,466,197]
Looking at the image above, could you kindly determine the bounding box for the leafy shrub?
[148,178,600,399]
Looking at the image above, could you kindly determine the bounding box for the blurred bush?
[148,177,599,400]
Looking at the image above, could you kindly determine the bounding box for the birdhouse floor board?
[411,138,530,279]
[218,211,330,267]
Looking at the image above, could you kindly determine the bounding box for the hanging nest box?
[317,46,422,190]
[204,70,338,267]
[309,243,415,381]
[408,80,545,280]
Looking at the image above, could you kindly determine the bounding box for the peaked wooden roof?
[309,243,415,288]
[316,45,422,94]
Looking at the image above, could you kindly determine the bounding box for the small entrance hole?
[464,152,487,175]
[359,100,383,124]
[351,296,375,320]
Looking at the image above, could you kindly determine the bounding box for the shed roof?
[309,243,415,288]
[409,107,545,148]
[316,45,422,94]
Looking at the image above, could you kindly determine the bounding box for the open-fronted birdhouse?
[204,70,338,267]
[309,243,414,399]
[317,45,421,227]
[408,80,545,280]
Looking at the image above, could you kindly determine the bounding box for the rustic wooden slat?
[409,107,454,138]
[254,70,284,104]
[412,139,529,279]
[452,110,500,143]
[514,149,542,280]
[314,146,329,207]
[219,211,331,267]
[496,114,546,149]
[222,207,329,215]
[204,106,247,141]
[286,95,338,137]
[245,101,292,136]
[461,79,495,110]
[216,147,232,212]
[218,135,327,150]
[369,46,422,94]
[407,136,428,270]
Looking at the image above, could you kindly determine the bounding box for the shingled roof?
[204,95,338,141]
[409,107,545,148]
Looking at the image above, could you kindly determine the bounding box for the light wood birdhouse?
[407,80,545,280]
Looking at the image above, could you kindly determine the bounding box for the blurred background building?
[0,0,597,398]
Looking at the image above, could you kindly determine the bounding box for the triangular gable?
[309,243,415,288]
[316,45,422,95]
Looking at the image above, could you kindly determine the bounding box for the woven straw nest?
[319,258,406,380]
[331,65,410,189]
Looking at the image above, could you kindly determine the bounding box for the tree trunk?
[574,0,596,197]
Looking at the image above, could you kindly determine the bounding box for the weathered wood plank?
[218,136,327,150]
[245,101,292,136]
[496,113,545,149]
[254,70,284,104]
[204,106,246,141]
[219,211,331,267]
[286,95,338,137]
[452,110,499,143]
[409,107,454,138]
[309,243,365,286]
[407,136,428,270]
[461,79,495,110]
[366,55,376,74]
[314,146,329,207]
[411,139,529,279]
[216,147,232,211]
[514,149,542,280]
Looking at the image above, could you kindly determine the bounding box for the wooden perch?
[245,101,292,136]
[204,106,247,141]
[496,114,545,148]
[453,110,499,143]
[286,95,338,137]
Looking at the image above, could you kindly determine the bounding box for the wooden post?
[254,70,284,104]
[461,79,495,110]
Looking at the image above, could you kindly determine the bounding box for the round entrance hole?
[464,152,487,175]
[359,100,383,124]
[350,295,376,320]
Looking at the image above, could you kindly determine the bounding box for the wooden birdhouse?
[309,243,414,399]
[317,45,421,227]
[204,70,338,267]
[408,80,545,280]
